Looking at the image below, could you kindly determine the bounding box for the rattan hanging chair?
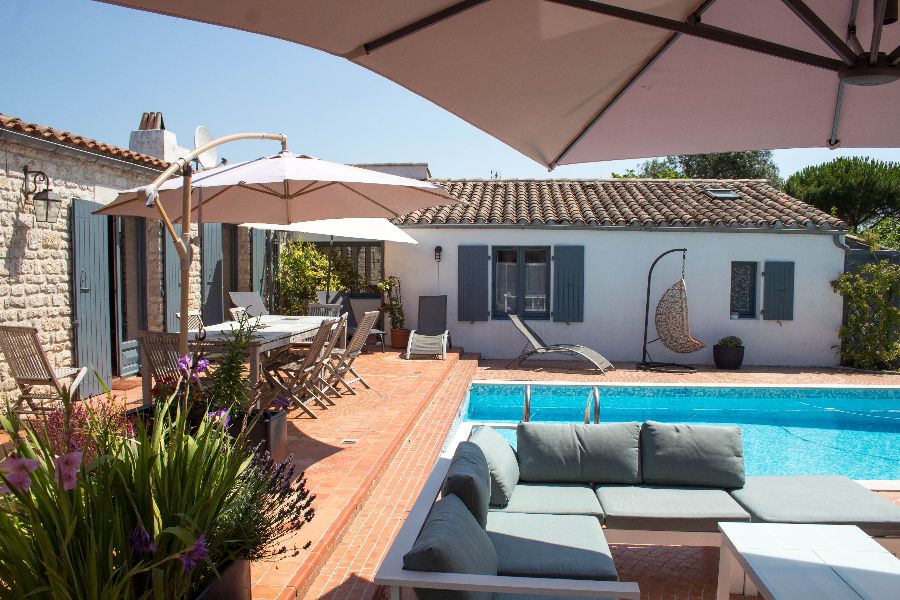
[654,278,705,354]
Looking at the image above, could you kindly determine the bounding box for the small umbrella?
[244,218,418,300]
[104,1,900,166]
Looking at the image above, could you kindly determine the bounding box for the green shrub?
[276,239,351,315]
[716,336,743,348]
[831,260,900,370]
[377,276,404,329]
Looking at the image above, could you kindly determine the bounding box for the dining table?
[140,314,339,405]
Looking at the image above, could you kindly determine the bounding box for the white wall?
[386,227,845,366]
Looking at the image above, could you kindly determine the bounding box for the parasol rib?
[779,0,856,65]
[872,0,888,66]
[361,0,490,55]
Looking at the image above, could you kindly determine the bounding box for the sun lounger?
[406,295,449,360]
[508,314,613,373]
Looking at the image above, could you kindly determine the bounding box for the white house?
[387,179,848,367]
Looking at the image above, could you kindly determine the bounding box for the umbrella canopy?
[96,151,452,223]
[243,218,418,244]
[103,1,900,167]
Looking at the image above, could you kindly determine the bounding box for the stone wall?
[0,133,164,403]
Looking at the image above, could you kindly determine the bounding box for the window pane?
[494,249,518,314]
[730,262,756,318]
[523,248,548,315]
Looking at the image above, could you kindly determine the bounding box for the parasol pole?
[137,132,289,355]
[326,235,334,303]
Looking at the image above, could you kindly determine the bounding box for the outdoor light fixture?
[22,166,62,223]
[434,245,443,262]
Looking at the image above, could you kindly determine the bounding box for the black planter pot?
[230,409,288,463]
[713,345,745,370]
[194,559,251,600]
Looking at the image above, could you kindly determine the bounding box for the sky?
[3,0,900,180]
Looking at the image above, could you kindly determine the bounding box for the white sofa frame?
[373,422,640,600]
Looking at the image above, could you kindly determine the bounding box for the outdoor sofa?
[375,421,900,600]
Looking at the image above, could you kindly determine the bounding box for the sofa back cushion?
[516,422,641,484]
[469,426,519,506]
[442,441,491,528]
[403,494,498,600]
[640,421,745,488]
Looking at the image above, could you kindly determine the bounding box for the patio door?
[113,216,146,376]
[201,223,224,325]
[72,199,112,397]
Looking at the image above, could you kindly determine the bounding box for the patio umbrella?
[103,1,900,167]
[243,218,418,300]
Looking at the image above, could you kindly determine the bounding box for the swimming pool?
[463,383,900,480]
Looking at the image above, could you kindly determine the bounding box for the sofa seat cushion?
[640,421,745,489]
[730,476,900,537]
[492,484,604,517]
[517,422,641,484]
[596,485,750,532]
[470,426,520,506]
[485,512,617,581]
[404,494,498,600]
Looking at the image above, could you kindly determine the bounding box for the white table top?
[194,315,333,344]
[719,523,900,600]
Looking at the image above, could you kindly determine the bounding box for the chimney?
[128,112,180,161]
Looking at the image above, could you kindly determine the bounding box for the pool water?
[464,384,900,480]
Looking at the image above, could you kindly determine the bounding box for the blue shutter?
[201,222,224,325]
[763,261,795,321]
[164,224,182,332]
[458,245,489,321]
[251,229,266,293]
[553,245,584,322]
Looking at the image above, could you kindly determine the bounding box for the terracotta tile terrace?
[104,353,897,599]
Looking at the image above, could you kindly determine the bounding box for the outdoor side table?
[717,522,900,599]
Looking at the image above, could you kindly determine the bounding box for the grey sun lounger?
[406,295,450,360]
[508,314,614,373]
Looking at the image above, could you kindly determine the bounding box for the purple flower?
[179,533,208,572]
[195,358,210,373]
[128,526,158,554]
[177,354,192,377]
[53,451,82,491]
[273,396,291,410]
[0,456,40,493]
[207,408,231,428]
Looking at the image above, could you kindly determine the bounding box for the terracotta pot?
[713,345,745,370]
[390,328,411,349]
[194,559,251,600]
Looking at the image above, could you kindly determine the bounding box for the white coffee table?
[717,522,900,599]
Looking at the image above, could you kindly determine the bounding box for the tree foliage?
[784,157,900,230]
[831,260,900,371]
[858,216,900,250]
[613,151,781,186]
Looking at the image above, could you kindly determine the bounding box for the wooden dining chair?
[229,306,247,321]
[0,325,87,414]
[326,310,379,395]
[262,319,335,419]
[307,303,343,317]
[175,311,204,331]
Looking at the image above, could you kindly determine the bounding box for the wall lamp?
[434,245,443,263]
[23,166,62,223]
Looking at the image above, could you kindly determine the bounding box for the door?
[113,216,146,376]
[164,224,182,332]
[72,199,112,397]
[201,222,224,325]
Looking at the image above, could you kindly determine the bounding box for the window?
[730,261,757,319]
[705,188,741,200]
[492,247,550,319]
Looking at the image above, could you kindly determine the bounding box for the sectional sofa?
[374,421,900,600]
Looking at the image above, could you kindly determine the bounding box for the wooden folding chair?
[310,314,347,403]
[0,325,87,414]
[175,311,204,330]
[307,303,343,317]
[326,311,379,394]
[262,319,335,419]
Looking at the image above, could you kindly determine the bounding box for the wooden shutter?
[251,229,266,293]
[201,223,224,325]
[553,245,584,322]
[763,261,795,321]
[164,224,182,332]
[458,245,489,321]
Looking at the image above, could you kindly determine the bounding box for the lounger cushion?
[596,485,751,532]
[516,422,641,484]
[442,442,491,527]
[486,512,618,581]
[493,483,604,517]
[640,421,745,489]
[730,475,900,537]
[403,494,497,600]
[469,426,519,506]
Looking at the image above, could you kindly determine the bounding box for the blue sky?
[4,0,899,179]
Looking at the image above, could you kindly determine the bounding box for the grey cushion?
[442,442,491,528]
[469,426,519,506]
[640,421,745,489]
[403,494,497,600]
[730,476,900,537]
[486,512,617,581]
[596,485,750,532]
[516,422,641,484]
[493,483,604,517]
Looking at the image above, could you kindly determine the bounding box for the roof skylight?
[704,188,741,200]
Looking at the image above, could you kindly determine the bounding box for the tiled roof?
[396,179,846,231]
[0,113,169,169]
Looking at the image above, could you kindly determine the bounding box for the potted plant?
[378,275,409,349]
[713,336,745,369]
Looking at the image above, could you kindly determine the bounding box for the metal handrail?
[592,386,600,424]
[523,384,531,422]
